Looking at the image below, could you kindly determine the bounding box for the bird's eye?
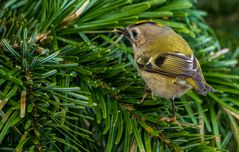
[131,29,139,40]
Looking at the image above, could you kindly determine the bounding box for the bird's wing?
[136,52,213,95]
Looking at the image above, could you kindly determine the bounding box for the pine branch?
[0,0,238,151]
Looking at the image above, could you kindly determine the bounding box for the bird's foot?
[138,93,149,104]
[159,116,182,127]
[159,115,177,122]
[159,98,178,123]
[138,85,151,104]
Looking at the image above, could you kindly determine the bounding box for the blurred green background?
[198,0,239,50]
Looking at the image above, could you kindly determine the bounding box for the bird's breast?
[138,69,191,99]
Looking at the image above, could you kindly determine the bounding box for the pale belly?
[139,70,192,99]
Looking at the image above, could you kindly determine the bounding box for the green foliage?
[198,0,239,50]
[0,0,238,151]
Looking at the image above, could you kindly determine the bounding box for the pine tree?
[0,0,238,151]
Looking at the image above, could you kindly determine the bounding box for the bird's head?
[117,21,173,57]
[117,21,161,45]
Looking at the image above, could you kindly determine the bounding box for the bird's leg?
[138,85,151,104]
[170,98,177,122]
[159,97,177,122]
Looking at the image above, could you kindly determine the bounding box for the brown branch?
[26,67,42,152]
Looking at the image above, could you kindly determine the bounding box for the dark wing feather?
[136,52,213,95]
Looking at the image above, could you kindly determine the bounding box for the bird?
[117,21,213,122]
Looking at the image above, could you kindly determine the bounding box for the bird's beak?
[116,28,131,40]
[117,28,128,35]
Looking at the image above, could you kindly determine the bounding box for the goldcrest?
[118,21,213,100]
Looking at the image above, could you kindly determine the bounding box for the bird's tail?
[199,83,214,96]
[186,78,214,96]
[186,57,214,96]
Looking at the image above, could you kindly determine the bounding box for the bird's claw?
[138,85,151,104]
[159,116,182,127]
[159,116,177,122]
